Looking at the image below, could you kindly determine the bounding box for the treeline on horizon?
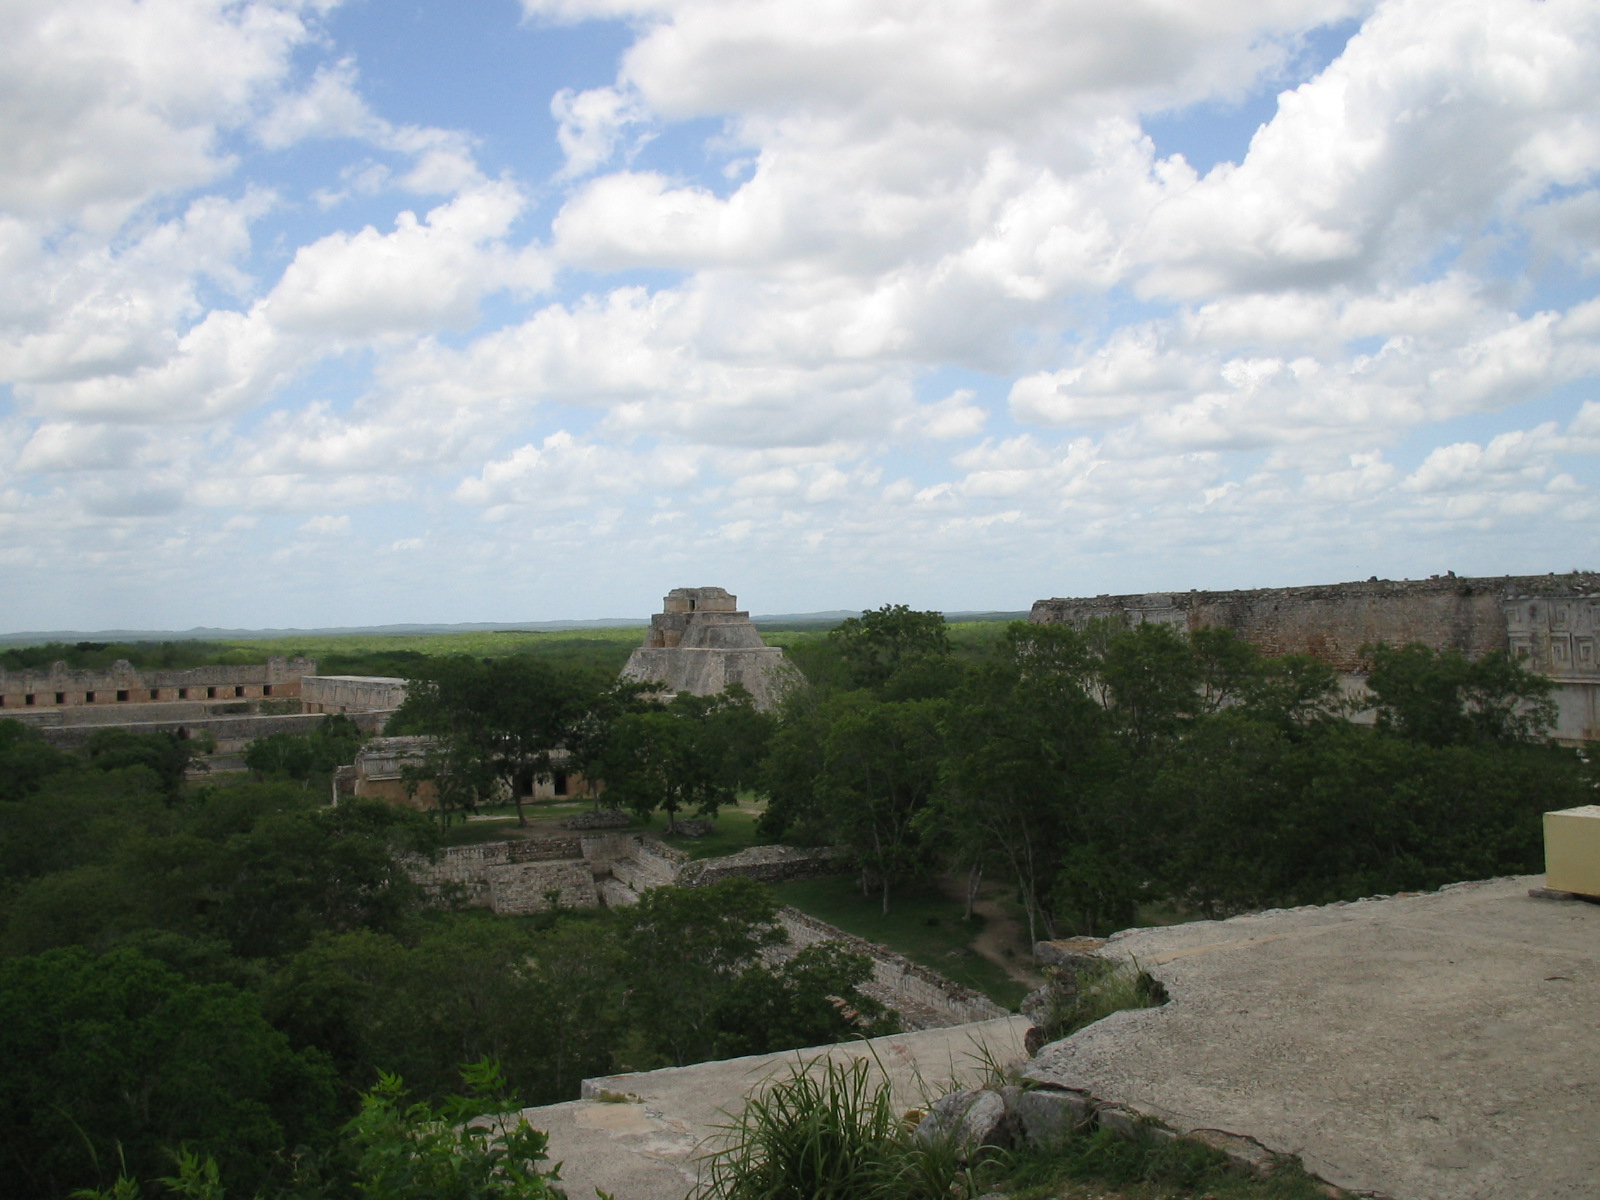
[0,616,1020,679]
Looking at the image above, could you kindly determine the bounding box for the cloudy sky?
[3,0,1599,632]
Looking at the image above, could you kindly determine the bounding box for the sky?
[3,0,1600,633]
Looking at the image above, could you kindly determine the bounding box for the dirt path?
[938,876,1044,989]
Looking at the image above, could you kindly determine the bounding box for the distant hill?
[0,609,1031,646]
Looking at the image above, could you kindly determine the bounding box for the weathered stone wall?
[577,832,640,872]
[1029,575,1600,671]
[621,645,800,710]
[0,656,315,710]
[609,838,685,893]
[1032,573,1600,741]
[486,861,598,913]
[406,840,600,914]
[678,844,845,888]
[301,675,408,714]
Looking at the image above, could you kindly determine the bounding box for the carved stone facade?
[1031,573,1600,741]
[1503,593,1600,679]
[619,587,800,710]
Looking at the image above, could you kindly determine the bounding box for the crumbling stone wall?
[301,675,408,714]
[406,840,600,914]
[678,844,845,888]
[1029,575,1600,671]
[1032,573,1600,740]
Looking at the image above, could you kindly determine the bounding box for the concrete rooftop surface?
[1026,875,1600,1200]
[517,1015,1030,1200]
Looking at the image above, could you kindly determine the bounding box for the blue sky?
[2,0,1598,632]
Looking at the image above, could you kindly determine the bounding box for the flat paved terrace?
[1026,876,1600,1200]
[517,1015,1029,1200]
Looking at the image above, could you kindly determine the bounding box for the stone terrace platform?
[518,1016,1029,1200]
[1026,876,1600,1200]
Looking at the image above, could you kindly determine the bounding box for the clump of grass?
[1038,958,1168,1043]
[693,1055,992,1200]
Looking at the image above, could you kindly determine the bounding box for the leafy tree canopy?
[828,604,951,691]
[1365,643,1557,746]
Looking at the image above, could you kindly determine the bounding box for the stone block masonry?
[300,675,408,714]
[619,586,802,711]
[676,844,846,888]
[1032,572,1600,741]
[405,840,599,914]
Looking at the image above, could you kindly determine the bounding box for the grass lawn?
[769,876,1030,1010]
[633,806,768,860]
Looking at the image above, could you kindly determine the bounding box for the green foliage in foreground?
[695,1055,978,1200]
[695,1053,1342,1200]
[1,946,340,1198]
[0,746,900,1199]
[69,1059,569,1200]
[767,612,1594,939]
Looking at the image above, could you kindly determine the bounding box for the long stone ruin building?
[619,586,799,710]
[1031,571,1600,741]
[0,656,411,767]
[0,656,313,711]
[0,656,332,758]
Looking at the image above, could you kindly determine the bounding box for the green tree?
[818,693,945,914]
[709,941,896,1060]
[1100,621,1200,753]
[0,946,339,1200]
[205,798,440,960]
[1365,644,1556,746]
[599,687,770,832]
[83,727,196,799]
[243,714,365,788]
[619,878,787,1066]
[934,623,1123,942]
[392,657,610,824]
[1236,652,1344,733]
[828,604,951,691]
[0,719,75,801]
[266,916,625,1107]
